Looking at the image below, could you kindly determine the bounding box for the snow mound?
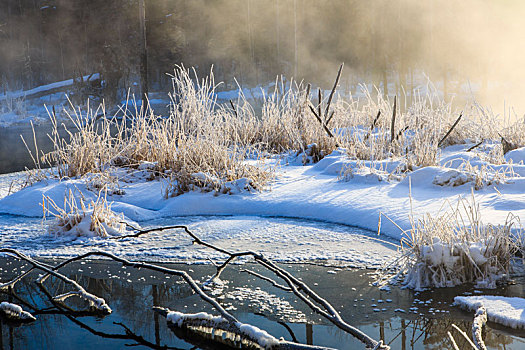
[432,169,471,187]
[454,295,525,329]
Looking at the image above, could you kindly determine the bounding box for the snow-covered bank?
[1,145,525,241]
[454,295,525,329]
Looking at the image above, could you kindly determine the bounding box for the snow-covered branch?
[0,248,111,314]
[154,307,335,350]
[0,301,36,322]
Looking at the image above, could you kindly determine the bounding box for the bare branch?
[0,248,111,314]
[324,63,344,119]
[110,224,387,349]
[241,269,292,291]
[438,113,462,148]
[390,96,397,143]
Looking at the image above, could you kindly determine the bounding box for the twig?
[451,324,478,350]
[395,126,409,141]
[305,83,311,103]
[308,104,336,140]
[241,269,292,291]
[390,96,397,143]
[324,63,344,120]
[229,99,238,118]
[466,140,484,152]
[318,88,322,122]
[438,113,462,148]
[0,248,111,314]
[447,331,460,350]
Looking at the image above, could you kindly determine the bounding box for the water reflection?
[0,258,523,349]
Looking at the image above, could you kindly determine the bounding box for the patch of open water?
[0,258,524,350]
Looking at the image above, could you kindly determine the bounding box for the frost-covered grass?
[42,190,127,238]
[26,65,525,199]
[383,194,520,290]
[38,67,273,196]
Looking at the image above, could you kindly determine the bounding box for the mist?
[1,0,524,116]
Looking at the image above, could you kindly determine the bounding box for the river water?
[0,258,524,349]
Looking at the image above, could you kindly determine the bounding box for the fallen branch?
[472,307,487,350]
[154,307,334,350]
[111,224,388,349]
[0,301,36,322]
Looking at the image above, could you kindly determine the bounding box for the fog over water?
[1,1,524,115]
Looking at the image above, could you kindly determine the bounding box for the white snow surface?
[1,146,525,238]
[454,295,525,329]
[1,143,525,263]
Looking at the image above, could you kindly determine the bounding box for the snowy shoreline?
[1,144,525,241]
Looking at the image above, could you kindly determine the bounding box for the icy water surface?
[0,258,524,350]
[0,215,400,268]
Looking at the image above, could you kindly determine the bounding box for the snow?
[0,142,525,265]
[0,301,36,321]
[1,144,524,240]
[235,322,279,348]
[454,295,525,329]
[0,214,398,267]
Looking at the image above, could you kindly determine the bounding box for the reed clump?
[380,194,520,291]
[42,190,127,238]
